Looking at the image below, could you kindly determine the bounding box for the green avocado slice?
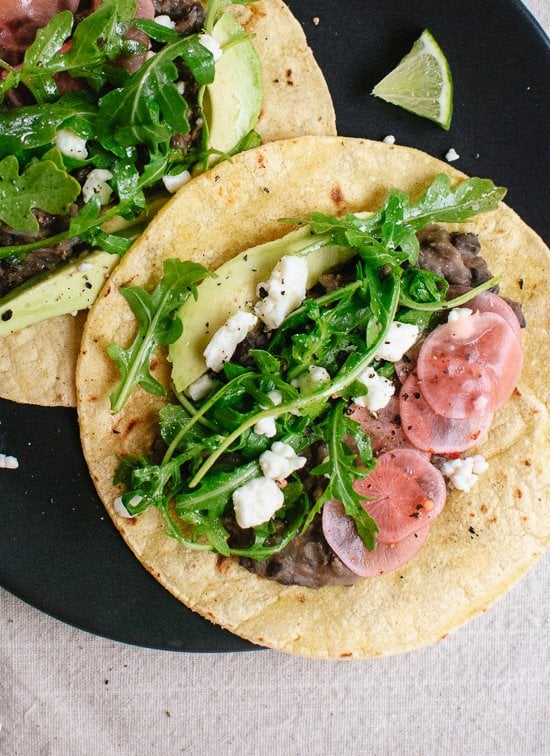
[202,12,263,163]
[0,250,118,337]
[168,224,370,393]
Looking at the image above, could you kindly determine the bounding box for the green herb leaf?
[0,155,80,233]
[308,404,378,549]
[108,259,210,413]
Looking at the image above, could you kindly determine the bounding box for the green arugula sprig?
[110,174,506,558]
[108,259,210,413]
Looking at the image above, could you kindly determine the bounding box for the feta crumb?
[77,262,93,272]
[54,128,88,160]
[312,16,320,25]
[0,454,19,469]
[254,255,308,330]
[154,14,175,29]
[175,81,185,95]
[445,147,460,162]
[441,454,489,492]
[383,134,396,144]
[113,494,142,518]
[259,441,306,482]
[199,33,222,62]
[162,169,191,194]
[266,389,283,406]
[187,373,216,401]
[374,321,420,362]
[203,310,258,372]
[254,416,277,438]
[447,307,473,323]
[291,365,330,394]
[352,367,395,412]
[232,476,284,528]
[82,169,113,205]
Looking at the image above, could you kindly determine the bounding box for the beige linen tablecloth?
[1,2,549,754]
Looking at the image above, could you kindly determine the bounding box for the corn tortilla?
[77,136,549,659]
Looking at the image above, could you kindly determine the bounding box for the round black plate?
[0,0,548,651]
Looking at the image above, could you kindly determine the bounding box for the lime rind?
[372,29,453,130]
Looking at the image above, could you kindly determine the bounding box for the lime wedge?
[372,29,453,130]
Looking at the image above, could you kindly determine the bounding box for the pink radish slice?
[349,396,414,457]
[417,311,523,419]
[351,448,446,543]
[322,499,430,577]
[399,372,494,454]
[448,289,522,341]
[376,448,447,519]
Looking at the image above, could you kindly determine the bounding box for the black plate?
[0,0,548,652]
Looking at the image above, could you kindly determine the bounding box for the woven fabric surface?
[1,2,548,754]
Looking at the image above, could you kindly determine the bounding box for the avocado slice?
[0,250,117,337]
[168,225,367,393]
[202,12,263,163]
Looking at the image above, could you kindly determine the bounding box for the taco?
[77,136,549,659]
[0,0,335,407]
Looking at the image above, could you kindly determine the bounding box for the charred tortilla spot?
[515,488,523,498]
[215,555,233,573]
[330,185,344,204]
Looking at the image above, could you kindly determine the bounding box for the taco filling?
[107,172,524,588]
[0,0,264,303]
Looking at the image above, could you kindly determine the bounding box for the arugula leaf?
[108,259,210,413]
[98,37,214,150]
[0,155,80,233]
[304,404,377,548]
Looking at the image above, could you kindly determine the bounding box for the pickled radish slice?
[400,373,494,453]
[448,289,522,340]
[349,397,412,456]
[351,448,446,543]
[417,311,523,419]
[322,499,430,577]
[377,448,447,516]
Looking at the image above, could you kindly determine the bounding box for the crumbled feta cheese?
[254,255,308,330]
[374,321,420,362]
[440,454,489,492]
[162,169,191,194]
[266,389,283,406]
[0,454,19,469]
[77,262,93,272]
[175,81,185,95]
[259,441,307,482]
[291,365,330,394]
[352,367,395,412]
[232,477,284,528]
[199,33,222,62]
[447,307,473,323]
[154,14,175,28]
[82,169,113,205]
[54,128,88,160]
[113,494,142,518]
[203,310,258,372]
[253,389,283,437]
[383,134,396,144]
[445,147,460,162]
[187,373,216,401]
[254,416,277,438]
